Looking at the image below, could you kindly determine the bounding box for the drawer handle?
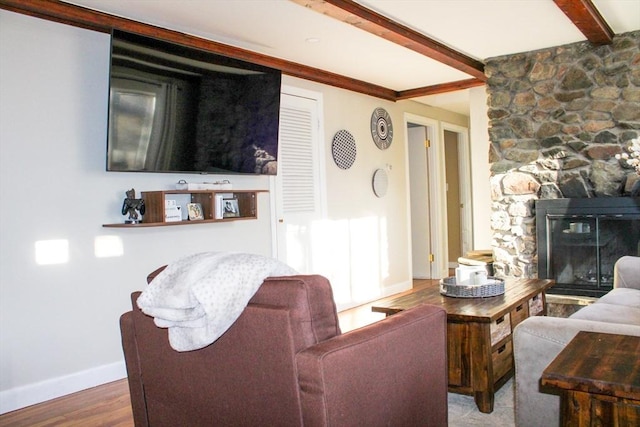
[516,304,523,312]
[498,344,506,354]
[496,316,504,325]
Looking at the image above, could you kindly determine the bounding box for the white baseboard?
[383,280,412,296]
[0,361,127,415]
[335,280,412,312]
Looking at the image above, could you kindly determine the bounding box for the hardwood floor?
[0,379,134,427]
[0,279,438,426]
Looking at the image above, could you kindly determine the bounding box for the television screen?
[107,30,282,175]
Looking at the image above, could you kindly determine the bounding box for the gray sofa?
[513,255,640,427]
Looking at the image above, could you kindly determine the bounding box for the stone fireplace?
[485,30,640,282]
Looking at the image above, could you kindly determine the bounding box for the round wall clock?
[370,108,393,150]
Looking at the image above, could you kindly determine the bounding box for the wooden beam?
[396,78,485,100]
[553,0,613,45]
[291,0,486,81]
[0,0,397,101]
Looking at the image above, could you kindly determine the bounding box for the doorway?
[405,115,472,279]
[443,124,473,265]
[445,129,463,267]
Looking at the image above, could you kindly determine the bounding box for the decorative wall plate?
[331,129,357,169]
[372,168,389,197]
[370,108,393,150]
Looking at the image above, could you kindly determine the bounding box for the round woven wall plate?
[332,130,357,169]
[372,168,389,197]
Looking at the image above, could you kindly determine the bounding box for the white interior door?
[408,125,432,279]
[406,113,448,279]
[273,89,324,274]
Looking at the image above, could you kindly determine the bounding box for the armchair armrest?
[513,316,640,427]
[296,304,447,427]
[120,310,149,427]
[613,256,640,289]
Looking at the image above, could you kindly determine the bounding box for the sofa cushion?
[597,287,640,307]
[570,301,640,325]
[613,255,640,289]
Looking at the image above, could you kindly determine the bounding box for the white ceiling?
[63,0,640,115]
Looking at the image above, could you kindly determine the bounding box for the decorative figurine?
[122,188,146,224]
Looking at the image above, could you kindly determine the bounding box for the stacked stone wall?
[486,30,640,278]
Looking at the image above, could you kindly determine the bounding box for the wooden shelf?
[103,190,266,228]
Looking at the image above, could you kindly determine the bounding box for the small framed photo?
[223,198,239,218]
[187,203,204,220]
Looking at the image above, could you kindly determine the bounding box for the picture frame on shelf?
[187,203,204,220]
[223,198,239,218]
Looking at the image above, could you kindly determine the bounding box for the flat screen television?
[107,30,282,175]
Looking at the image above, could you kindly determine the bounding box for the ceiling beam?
[0,0,478,104]
[0,0,396,101]
[396,78,485,101]
[553,0,613,45]
[291,0,486,81]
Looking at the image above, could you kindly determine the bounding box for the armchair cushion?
[250,275,341,352]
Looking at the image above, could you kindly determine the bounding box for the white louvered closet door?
[274,92,324,274]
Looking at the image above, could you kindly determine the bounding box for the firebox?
[536,197,640,297]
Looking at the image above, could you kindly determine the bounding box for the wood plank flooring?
[0,379,134,427]
[0,279,438,426]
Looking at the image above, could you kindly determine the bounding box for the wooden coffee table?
[371,278,554,413]
[541,331,640,426]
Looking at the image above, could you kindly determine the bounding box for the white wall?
[0,11,274,413]
[469,86,492,249]
[0,9,475,413]
[283,77,469,304]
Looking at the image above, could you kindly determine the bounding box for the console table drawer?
[490,313,511,346]
[492,339,513,381]
[529,293,544,316]
[510,302,529,329]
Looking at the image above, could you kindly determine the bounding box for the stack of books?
[458,249,494,276]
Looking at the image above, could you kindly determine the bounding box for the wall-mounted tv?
[107,30,282,175]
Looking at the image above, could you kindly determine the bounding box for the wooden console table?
[541,331,640,426]
[371,278,554,413]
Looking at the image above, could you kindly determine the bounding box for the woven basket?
[439,276,505,298]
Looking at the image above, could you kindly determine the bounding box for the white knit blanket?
[136,252,297,351]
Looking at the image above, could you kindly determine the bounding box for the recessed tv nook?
[106,30,282,175]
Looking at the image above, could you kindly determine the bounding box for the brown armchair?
[120,272,448,426]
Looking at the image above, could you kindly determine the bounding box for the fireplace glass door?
[546,215,640,296]
[537,198,640,297]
